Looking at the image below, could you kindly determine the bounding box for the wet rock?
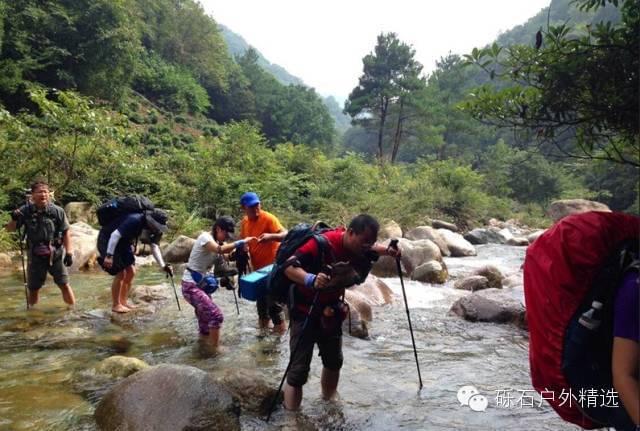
[411,260,448,284]
[82,309,111,320]
[454,275,490,292]
[498,228,514,242]
[344,289,371,339]
[372,238,443,277]
[130,284,170,303]
[218,368,281,415]
[527,229,546,244]
[95,355,149,379]
[95,364,240,431]
[69,222,99,270]
[437,229,476,257]
[503,274,523,289]
[101,335,134,354]
[64,202,96,224]
[371,254,398,277]
[378,220,402,242]
[472,265,504,289]
[110,305,157,325]
[28,326,93,349]
[341,275,394,339]
[450,288,526,328]
[506,237,529,246]
[162,235,195,263]
[344,289,372,322]
[405,226,450,256]
[464,228,506,245]
[548,199,610,222]
[350,274,394,306]
[431,219,458,232]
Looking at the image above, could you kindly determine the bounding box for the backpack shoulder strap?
[313,232,334,267]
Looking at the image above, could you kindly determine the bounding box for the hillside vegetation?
[0,0,636,251]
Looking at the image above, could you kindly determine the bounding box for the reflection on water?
[0,246,581,430]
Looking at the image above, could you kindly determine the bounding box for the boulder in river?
[431,219,458,232]
[548,199,610,222]
[453,275,490,292]
[162,235,195,263]
[411,260,448,284]
[405,226,451,256]
[449,288,526,329]
[95,355,149,379]
[472,265,504,290]
[69,222,99,270]
[378,220,402,241]
[95,364,240,431]
[217,368,281,416]
[463,228,506,245]
[437,229,476,257]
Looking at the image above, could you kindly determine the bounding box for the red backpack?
[524,211,639,429]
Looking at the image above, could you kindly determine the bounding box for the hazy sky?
[200,0,550,101]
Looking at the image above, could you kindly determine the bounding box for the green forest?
[0,0,637,248]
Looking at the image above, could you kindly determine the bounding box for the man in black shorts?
[97,208,172,313]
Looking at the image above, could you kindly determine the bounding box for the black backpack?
[96,195,155,226]
[266,222,330,305]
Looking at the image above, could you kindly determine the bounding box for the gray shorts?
[27,248,68,290]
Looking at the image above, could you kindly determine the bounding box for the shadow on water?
[0,246,582,430]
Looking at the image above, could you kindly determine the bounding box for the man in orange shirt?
[239,192,288,332]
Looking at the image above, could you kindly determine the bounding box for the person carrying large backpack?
[280,214,401,411]
[96,196,172,313]
[5,180,76,307]
[524,210,639,430]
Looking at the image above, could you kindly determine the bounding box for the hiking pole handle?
[396,255,423,390]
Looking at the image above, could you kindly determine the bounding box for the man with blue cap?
[239,192,288,332]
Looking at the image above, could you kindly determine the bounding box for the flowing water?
[0,245,582,430]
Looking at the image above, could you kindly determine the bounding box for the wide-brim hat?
[145,209,168,233]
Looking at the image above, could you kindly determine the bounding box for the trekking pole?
[231,279,240,315]
[390,239,423,390]
[168,274,181,311]
[266,290,320,422]
[17,226,29,310]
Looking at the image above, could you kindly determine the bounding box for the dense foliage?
[341,0,637,211]
[0,0,636,252]
[462,0,638,167]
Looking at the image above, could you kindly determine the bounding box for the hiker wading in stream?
[97,208,172,313]
[181,216,255,352]
[5,180,76,307]
[282,214,400,410]
[239,192,288,333]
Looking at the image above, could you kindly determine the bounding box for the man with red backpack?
[281,214,401,410]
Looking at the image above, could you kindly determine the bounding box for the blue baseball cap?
[240,192,260,207]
